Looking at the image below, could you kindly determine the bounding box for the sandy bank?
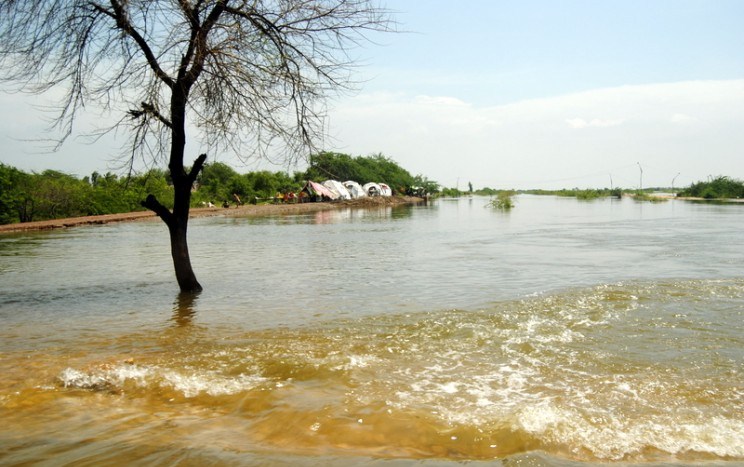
[0,196,423,234]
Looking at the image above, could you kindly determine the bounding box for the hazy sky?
[2,0,743,189]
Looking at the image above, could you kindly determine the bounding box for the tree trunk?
[137,74,208,292]
[168,213,202,292]
[165,83,202,292]
[164,169,198,291]
[142,176,202,293]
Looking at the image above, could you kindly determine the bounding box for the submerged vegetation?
[527,177,744,202]
[522,188,624,199]
[677,176,744,199]
[632,191,668,203]
[488,191,515,210]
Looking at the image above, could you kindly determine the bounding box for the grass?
[632,191,667,203]
[574,189,604,200]
[525,188,623,199]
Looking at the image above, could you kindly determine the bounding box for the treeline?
[520,177,744,200]
[439,186,520,198]
[440,176,744,201]
[304,152,439,195]
[0,165,174,224]
[194,152,437,205]
[677,176,744,199]
[0,152,435,224]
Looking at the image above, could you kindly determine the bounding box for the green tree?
[196,162,240,205]
[193,166,301,205]
[305,152,368,182]
[247,171,275,199]
[304,152,416,194]
[360,153,415,192]
[440,187,462,198]
[412,175,440,194]
[0,164,31,223]
[32,170,87,219]
[0,164,177,222]
[0,1,392,292]
[679,176,744,199]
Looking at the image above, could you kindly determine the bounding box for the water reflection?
[312,206,411,224]
[313,209,350,224]
[171,291,200,327]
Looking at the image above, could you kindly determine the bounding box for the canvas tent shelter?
[343,181,367,198]
[362,182,382,197]
[322,180,352,200]
[301,180,338,201]
[379,183,393,197]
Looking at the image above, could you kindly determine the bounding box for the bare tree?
[0,0,392,292]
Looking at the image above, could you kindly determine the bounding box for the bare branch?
[141,194,173,225]
[89,1,175,88]
[188,153,208,184]
[129,102,173,128]
[0,0,395,168]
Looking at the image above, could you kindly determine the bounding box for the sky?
[2,0,744,190]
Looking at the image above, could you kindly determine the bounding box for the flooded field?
[1,195,742,465]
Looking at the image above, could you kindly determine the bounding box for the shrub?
[488,191,515,210]
[678,176,744,199]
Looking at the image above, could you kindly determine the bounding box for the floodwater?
[0,195,742,466]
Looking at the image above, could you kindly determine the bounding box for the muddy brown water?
[1,195,742,465]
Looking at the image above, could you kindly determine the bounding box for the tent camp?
[301,180,338,201]
[362,182,382,197]
[343,181,367,198]
[322,180,352,200]
[379,183,393,197]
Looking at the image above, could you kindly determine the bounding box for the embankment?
[0,196,423,233]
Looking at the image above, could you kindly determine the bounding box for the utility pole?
[637,162,643,191]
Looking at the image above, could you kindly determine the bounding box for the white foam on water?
[514,402,744,460]
[388,359,744,460]
[517,402,566,434]
[342,282,744,461]
[58,364,266,398]
[55,279,741,461]
[59,365,152,390]
[161,370,266,398]
[59,367,109,389]
[331,354,381,371]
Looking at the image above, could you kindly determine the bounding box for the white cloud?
[670,113,697,124]
[565,118,625,129]
[413,95,469,107]
[327,80,744,189]
[3,79,743,190]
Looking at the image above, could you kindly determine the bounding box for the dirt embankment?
[0,196,424,233]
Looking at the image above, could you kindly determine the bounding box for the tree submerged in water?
[0,0,392,292]
[488,191,515,210]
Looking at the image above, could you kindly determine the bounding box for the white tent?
[302,180,338,201]
[343,180,367,198]
[379,183,393,197]
[363,182,382,197]
[322,180,352,200]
